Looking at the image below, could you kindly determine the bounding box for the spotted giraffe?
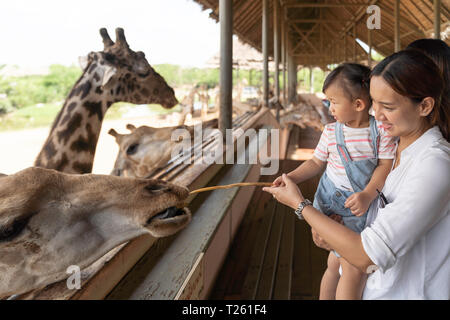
[34,28,178,174]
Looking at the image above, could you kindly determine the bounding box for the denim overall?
[313,116,379,234]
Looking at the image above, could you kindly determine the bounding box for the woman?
[264,49,450,299]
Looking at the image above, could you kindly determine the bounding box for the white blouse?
[361,126,450,300]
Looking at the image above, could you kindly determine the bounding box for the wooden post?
[281,18,286,107]
[353,24,357,62]
[273,0,280,120]
[434,0,441,39]
[309,67,314,93]
[262,0,269,108]
[344,34,348,62]
[368,28,372,69]
[394,0,401,52]
[219,0,233,136]
[287,53,298,104]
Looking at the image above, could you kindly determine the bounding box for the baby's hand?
[345,191,372,216]
[272,175,285,187]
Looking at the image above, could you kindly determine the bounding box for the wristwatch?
[294,199,312,220]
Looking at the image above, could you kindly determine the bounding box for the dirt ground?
[0,112,194,175]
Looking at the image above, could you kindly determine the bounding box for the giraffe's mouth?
[149,206,186,221]
[144,204,191,238]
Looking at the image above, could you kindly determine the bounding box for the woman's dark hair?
[371,49,449,142]
[406,39,449,85]
[406,39,450,142]
[323,63,371,105]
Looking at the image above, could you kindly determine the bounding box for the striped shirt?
[314,121,396,192]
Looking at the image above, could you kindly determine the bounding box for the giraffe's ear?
[102,65,117,87]
[78,55,88,70]
[126,124,137,131]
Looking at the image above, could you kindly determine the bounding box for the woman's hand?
[345,191,372,216]
[262,174,304,209]
[272,175,286,187]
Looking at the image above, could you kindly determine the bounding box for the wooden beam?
[289,18,348,23]
[239,0,262,36]
[274,0,280,120]
[434,0,441,39]
[338,0,379,38]
[344,34,348,62]
[394,0,401,52]
[262,0,269,108]
[368,28,372,68]
[219,0,233,135]
[408,0,433,25]
[402,0,428,32]
[291,23,320,55]
[292,54,328,57]
[285,2,367,8]
[353,24,357,61]
[378,1,425,37]
[376,30,416,48]
[281,14,287,106]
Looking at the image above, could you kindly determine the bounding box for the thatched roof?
[193,0,450,69]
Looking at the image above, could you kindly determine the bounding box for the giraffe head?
[108,119,218,178]
[81,28,178,108]
[108,124,195,178]
[0,167,191,297]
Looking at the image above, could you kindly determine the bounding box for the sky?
[0,0,220,68]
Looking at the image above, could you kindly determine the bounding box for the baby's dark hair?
[323,63,371,105]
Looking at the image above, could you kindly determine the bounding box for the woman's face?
[370,76,426,138]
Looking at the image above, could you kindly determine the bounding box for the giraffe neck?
[35,69,114,174]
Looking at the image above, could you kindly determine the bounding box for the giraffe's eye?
[0,215,31,242]
[137,71,150,78]
[126,143,139,155]
[145,184,168,194]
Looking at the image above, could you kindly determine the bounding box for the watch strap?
[294,199,312,220]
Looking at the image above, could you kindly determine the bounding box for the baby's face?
[324,83,357,124]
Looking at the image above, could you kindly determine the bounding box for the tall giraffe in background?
[35,28,178,174]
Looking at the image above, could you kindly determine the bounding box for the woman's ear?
[419,97,435,117]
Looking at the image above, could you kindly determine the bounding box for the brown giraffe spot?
[70,124,97,153]
[78,81,92,100]
[55,153,70,172]
[57,113,83,145]
[43,140,57,160]
[93,72,100,82]
[88,63,97,74]
[59,102,78,127]
[95,86,103,94]
[67,102,77,112]
[72,161,93,174]
[82,101,103,122]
